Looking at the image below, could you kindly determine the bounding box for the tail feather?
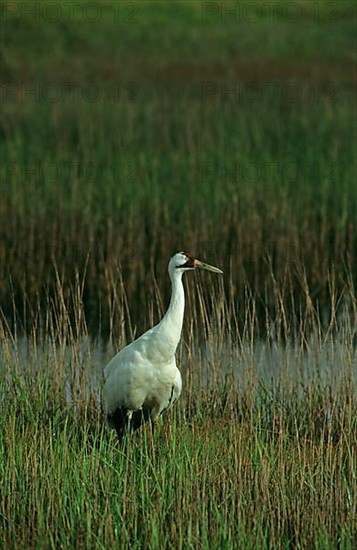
[107,407,151,440]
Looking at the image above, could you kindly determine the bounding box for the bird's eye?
[177,256,195,269]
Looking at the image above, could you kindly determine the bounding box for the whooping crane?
[103,252,223,439]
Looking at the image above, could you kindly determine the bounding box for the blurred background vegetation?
[1,0,356,336]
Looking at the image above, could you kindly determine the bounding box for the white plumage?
[103,252,223,439]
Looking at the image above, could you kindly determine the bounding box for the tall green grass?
[1,1,356,333]
[0,268,356,548]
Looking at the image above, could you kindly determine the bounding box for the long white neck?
[157,269,185,355]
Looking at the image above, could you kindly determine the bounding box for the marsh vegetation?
[1,2,356,548]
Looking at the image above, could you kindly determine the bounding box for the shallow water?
[1,333,355,409]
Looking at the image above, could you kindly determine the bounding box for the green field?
[1,1,356,548]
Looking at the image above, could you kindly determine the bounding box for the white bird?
[103,252,223,439]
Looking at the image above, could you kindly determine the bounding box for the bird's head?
[169,252,223,276]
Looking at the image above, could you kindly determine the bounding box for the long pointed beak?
[194,259,223,274]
